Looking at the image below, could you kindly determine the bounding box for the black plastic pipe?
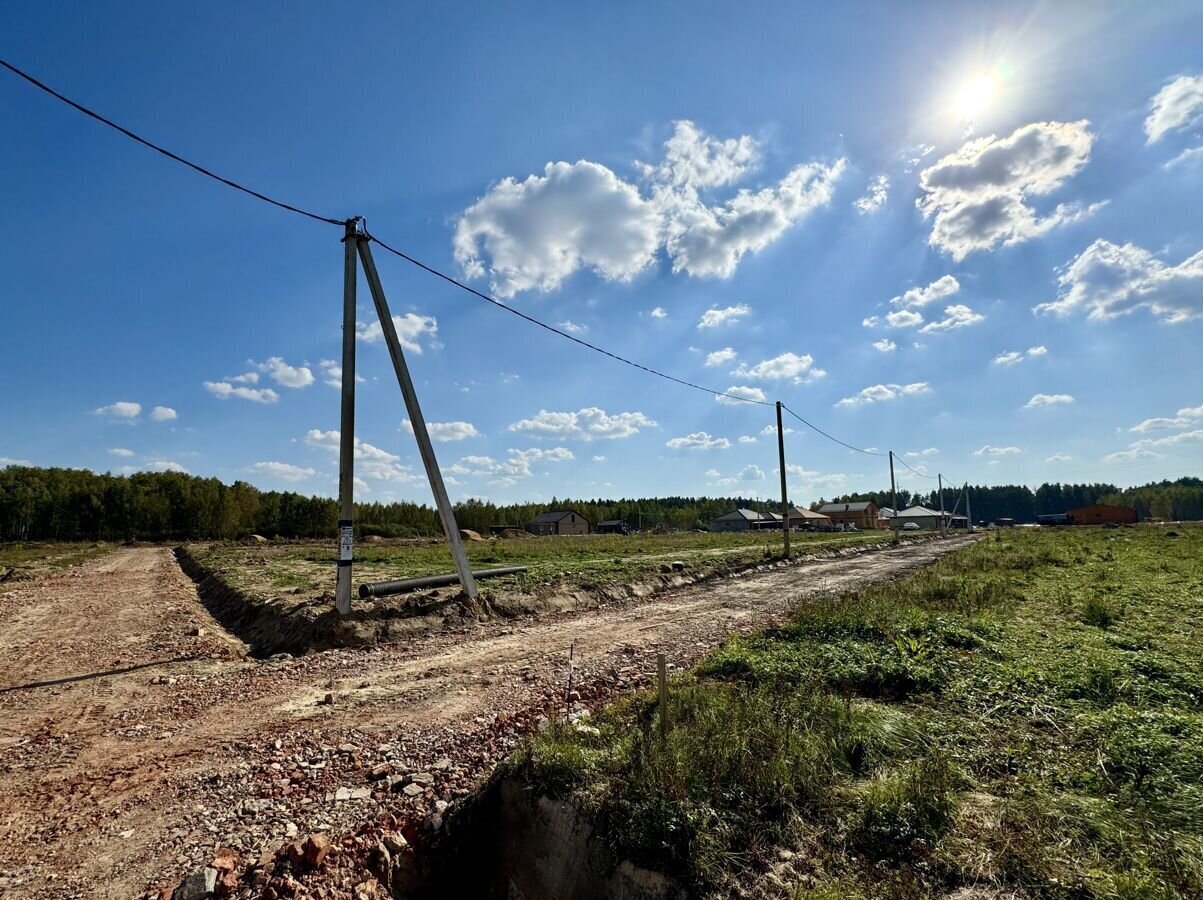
[358,566,528,599]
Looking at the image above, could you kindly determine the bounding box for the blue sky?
[1,0,1200,506]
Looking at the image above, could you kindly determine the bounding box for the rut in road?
[0,537,976,899]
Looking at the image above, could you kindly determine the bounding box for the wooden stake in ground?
[335,219,359,615]
[657,653,669,743]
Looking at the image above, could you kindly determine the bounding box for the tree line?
[1,464,1199,542]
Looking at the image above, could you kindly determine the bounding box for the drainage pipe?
[358,566,527,599]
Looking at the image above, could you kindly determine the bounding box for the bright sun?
[954,73,998,119]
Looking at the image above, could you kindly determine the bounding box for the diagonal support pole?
[355,236,479,602]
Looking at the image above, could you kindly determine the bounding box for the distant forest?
[0,465,1200,542]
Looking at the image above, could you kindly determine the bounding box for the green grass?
[508,526,1203,898]
[0,541,111,591]
[185,529,893,605]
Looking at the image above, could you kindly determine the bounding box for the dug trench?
[175,535,947,659]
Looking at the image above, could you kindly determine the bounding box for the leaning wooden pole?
[355,236,479,602]
[335,219,359,615]
[776,401,790,558]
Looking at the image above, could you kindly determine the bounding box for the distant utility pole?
[776,401,791,558]
[335,220,359,615]
[964,482,974,533]
[938,473,946,536]
[888,450,899,542]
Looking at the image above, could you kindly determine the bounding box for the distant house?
[786,507,830,529]
[527,510,590,536]
[892,505,968,530]
[817,501,883,530]
[1068,503,1137,526]
[596,519,630,535]
[751,512,785,530]
[710,508,766,532]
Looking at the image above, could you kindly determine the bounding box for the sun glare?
[954,73,999,119]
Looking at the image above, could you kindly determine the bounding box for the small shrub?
[849,755,959,861]
[1082,596,1117,628]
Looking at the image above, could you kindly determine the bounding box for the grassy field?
[512,526,1203,899]
[0,541,111,591]
[186,529,893,602]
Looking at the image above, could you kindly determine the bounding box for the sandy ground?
[0,537,976,898]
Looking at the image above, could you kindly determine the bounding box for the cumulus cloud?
[401,419,481,442]
[150,406,177,422]
[975,445,1022,456]
[1128,404,1203,433]
[1024,393,1074,408]
[1103,428,1202,463]
[993,351,1023,366]
[145,459,189,474]
[447,447,574,483]
[95,401,141,419]
[738,435,758,444]
[917,121,1100,259]
[1164,145,1203,170]
[904,448,938,458]
[1035,240,1202,324]
[0,456,32,467]
[666,431,732,450]
[356,313,439,352]
[733,352,826,383]
[304,429,418,483]
[255,357,314,389]
[705,347,738,367]
[854,174,889,214]
[885,309,924,328]
[249,461,317,482]
[891,275,960,309]
[739,464,765,481]
[1145,74,1203,143]
[508,407,655,440]
[204,381,279,403]
[697,304,751,329]
[872,339,896,352]
[317,359,365,389]
[454,120,844,296]
[1046,453,1073,462]
[835,382,930,408]
[716,385,767,405]
[649,307,668,319]
[108,448,135,457]
[1027,345,1047,357]
[559,320,588,334]
[919,304,985,333]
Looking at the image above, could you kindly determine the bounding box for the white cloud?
[974,445,1022,456]
[356,313,439,352]
[993,351,1023,366]
[559,320,588,334]
[835,382,930,408]
[649,307,668,319]
[249,461,317,482]
[401,419,481,442]
[739,464,765,481]
[761,424,793,435]
[697,304,751,329]
[1035,240,1202,324]
[704,347,738,367]
[453,121,844,295]
[733,352,826,384]
[591,455,606,462]
[919,304,985,333]
[917,121,1100,259]
[1046,453,1073,462]
[904,448,938,458]
[150,406,177,422]
[1164,146,1203,170]
[303,429,418,483]
[227,371,259,384]
[885,309,924,328]
[0,456,32,467]
[145,459,189,474]
[507,407,656,440]
[1102,447,1159,463]
[872,339,896,352]
[1024,393,1074,409]
[737,435,758,444]
[716,385,767,405]
[317,359,365,389]
[255,357,314,389]
[891,274,960,309]
[1099,428,1202,464]
[95,401,141,419]
[204,381,279,403]
[1128,404,1203,433]
[1027,345,1047,357]
[447,447,574,481]
[108,448,135,457]
[854,174,889,214]
[1145,74,1203,143]
[666,431,731,450]
[861,316,880,328]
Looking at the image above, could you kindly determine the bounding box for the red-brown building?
[817,501,884,529]
[1068,503,1137,525]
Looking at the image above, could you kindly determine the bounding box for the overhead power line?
[894,454,938,480]
[0,56,344,227]
[780,404,885,457]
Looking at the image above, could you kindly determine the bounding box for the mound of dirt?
[497,528,531,540]
[460,529,485,542]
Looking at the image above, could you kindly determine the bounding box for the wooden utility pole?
[335,220,359,615]
[776,401,791,558]
[356,236,479,601]
[965,482,974,533]
[888,450,899,542]
[938,473,946,536]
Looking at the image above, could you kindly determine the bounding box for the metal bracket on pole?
[335,219,359,615]
[355,235,480,601]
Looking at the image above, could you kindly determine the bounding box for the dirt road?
[0,538,975,898]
